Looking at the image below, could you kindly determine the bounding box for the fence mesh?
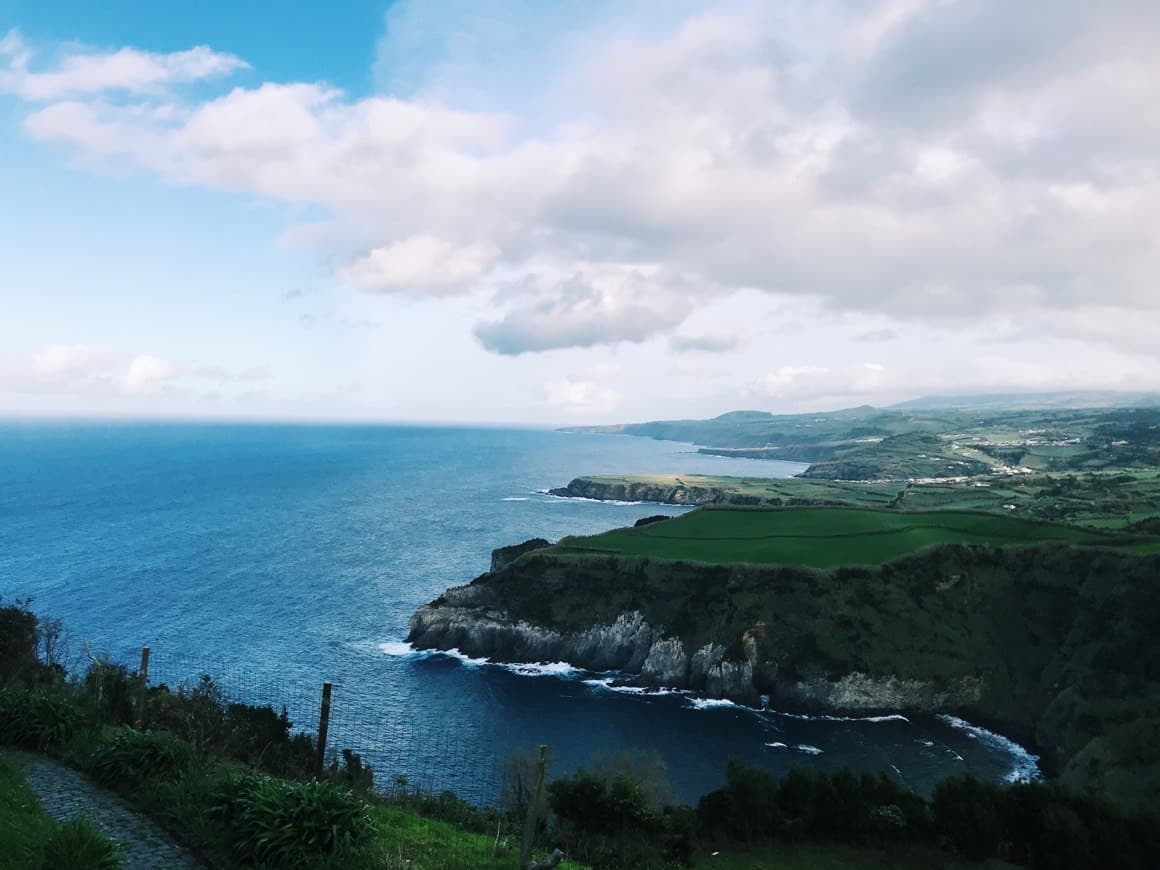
[76,641,551,869]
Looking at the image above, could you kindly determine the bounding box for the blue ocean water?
[0,421,1036,801]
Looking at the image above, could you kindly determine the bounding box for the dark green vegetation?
[0,753,100,870]
[7,600,1158,867]
[552,506,1155,568]
[420,539,1160,808]
[691,762,1158,870]
[39,817,122,870]
[565,404,1160,481]
[0,597,575,869]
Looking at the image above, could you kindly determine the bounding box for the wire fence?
[75,641,554,869]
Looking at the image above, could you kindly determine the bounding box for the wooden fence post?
[135,646,150,725]
[519,744,550,869]
[314,681,333,779]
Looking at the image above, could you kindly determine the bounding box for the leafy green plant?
[39,817,122,870]
[0,688,85,751]
[88,728,195,788]
[210,773,373,868]
[0,598,40,687]
[81,662,137,726]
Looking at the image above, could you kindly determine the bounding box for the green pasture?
[554,507,1150,568]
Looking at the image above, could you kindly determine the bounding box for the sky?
[1,0,1158,424]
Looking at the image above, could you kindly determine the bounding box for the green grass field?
[554,506,1151,568]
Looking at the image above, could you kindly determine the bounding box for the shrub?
[145,680,318,777]
[0,598,41,686]
[82,663,137,726]
[697,759,781,844]
[548,770,668,868]
[88,729,195,789]
[40,817,122,870]
[210,774,373,869]
[0,688,85,751]
[932,775,1004,861]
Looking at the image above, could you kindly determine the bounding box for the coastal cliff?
[548,475,843,507]
[409,542,1160,805]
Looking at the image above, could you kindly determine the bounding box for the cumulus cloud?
[338,236,498,295]
[0,29,247,100]
[5,2,1160,361]
[474,267,696,355]
[544,377,621,415]
[124,354,176,393]
[0,344,269,399]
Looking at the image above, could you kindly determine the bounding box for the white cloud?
[0,29,247,100]
[544,377,621,415]
[124,354,176,393]
[338,236,498,295]
[0,344,269,400]
[474,266,697,354]
[5,2,1160,380]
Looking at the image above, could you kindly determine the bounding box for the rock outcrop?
[407,540,1160,805]
[548,477,728,505]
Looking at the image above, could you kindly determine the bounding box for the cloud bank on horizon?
[1,0,1158,421]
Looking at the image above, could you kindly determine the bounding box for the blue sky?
[2,1,1159,422]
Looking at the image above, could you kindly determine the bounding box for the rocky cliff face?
[407,540,1160,803]
[548,478,728,505]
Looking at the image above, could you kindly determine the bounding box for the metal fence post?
[314,681,333,778]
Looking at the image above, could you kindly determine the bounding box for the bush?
[81,663,137,726]
[144,679,318,777]
[40,817,122,870]
[932,775,1004,861]
[209,774,373,869]
[88,729,195,789]
[697,759,781,844]
[0,599,42,686]
[0,688,85,751]
[548,770,669,868]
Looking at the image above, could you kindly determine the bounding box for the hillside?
[550,469,1160,528]
[409,513,1160,808]
[564,405,1160,481]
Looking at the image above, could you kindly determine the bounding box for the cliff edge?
[408,541,1160,807]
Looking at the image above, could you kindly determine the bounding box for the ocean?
[0,420,1037,802]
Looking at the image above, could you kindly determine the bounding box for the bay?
[0,420,1037,802]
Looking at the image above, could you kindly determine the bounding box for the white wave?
[498,661,581,678]
[686,697,741,710]
[765,741,788,749]
[381,641,579,676]
[936,715,1040,782]
[582,678,686,697]
[434,647,491,668]
[794,744,824,755]
[533,489,668,507]
[379,641,418,656]
[773,710,909,724]
[915,738,935,747]
[501,497,530,501]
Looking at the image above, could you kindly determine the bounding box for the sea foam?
[936,714,1040,782]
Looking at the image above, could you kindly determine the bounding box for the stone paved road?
[6,751,203,869]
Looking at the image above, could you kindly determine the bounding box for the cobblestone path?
[6,751,202,869]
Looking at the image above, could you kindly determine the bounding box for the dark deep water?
[0,421,1037,802]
